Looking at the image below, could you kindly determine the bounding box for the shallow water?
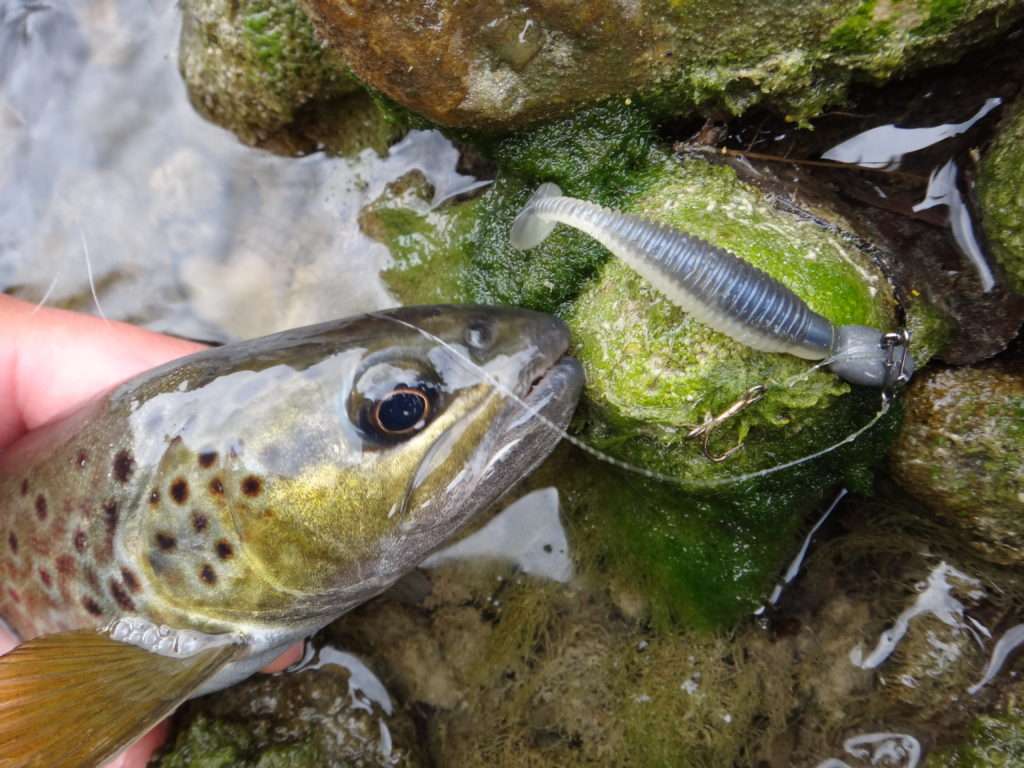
[0,0,484,342]
[3,1,1024,766]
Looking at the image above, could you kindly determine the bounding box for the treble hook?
[687,384,767,462]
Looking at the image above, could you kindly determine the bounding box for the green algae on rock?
[978,100,1024,295]
[891,364,1024,565]
[358,171,477,305]
[158,657,422,768]
[927,704,1024,767]
[298,0,1024,129]
[179,0,399,153]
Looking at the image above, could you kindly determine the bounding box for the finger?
[0,626,17,655]
[101,719,170,768]
[0,296,201,449]
[260,641,305,673]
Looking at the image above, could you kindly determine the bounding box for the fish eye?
[349,359,442,444]
[372,386,431,436]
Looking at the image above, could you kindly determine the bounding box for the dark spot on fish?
[109,579,134,611]
[199,564,217,585]
[121,567,140,592]
[56,555,75,578]
[76,450,88,469]
[155,532,177,551]
[8,532,17,554]
[73,530,87,554]
[38,568,52,588]
[35,494,47,521]
[543,544,553,553]
[149,488,160,505]
[113,450,135,483]
[7,587,20,603]
[215,540,233,560]
[82,596,103,616]
[192,512,209,533]
[20,479,28,496]
[262,508,275,519]
[170,478,189,504]
[242,476,262,497]
[209,477,224,496]
[198,451,217,468]
[102,500,119,534]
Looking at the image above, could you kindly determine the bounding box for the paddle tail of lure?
[511,184,914,388]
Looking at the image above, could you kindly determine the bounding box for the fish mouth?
[471,353,584,507]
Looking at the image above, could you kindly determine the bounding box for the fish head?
[128,306,582,627]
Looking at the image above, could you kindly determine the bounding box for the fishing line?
[374,313,894,490]
[77,223,109,324]
[30,268,62,315]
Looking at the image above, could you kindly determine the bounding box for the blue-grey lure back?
[511,183,914,388]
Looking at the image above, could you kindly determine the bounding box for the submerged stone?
[299,0,1023,129]
[891,364,1024,565]
[158,655,422,767]
[978,99,1024,295]
[325,486,1024,767]
[927,698,1024,767]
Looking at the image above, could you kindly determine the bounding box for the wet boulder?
[158,650,423,767]
[978,100,1024,296]
[927,695,1024,766]
[891,364,1024,565]
[299,0,1023,129]
[179,0,398,153]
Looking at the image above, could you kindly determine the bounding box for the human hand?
[0,295,304,767]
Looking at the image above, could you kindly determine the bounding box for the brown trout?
[0,305,582,767]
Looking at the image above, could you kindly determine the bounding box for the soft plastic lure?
[511,183,914,389]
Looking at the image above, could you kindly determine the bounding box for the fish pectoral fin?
[0,629,240,768]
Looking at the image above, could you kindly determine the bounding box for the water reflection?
[817,732,923,768]
[422,487,573,583]
[821,98,1001,169]
[821,99,1003,293]
[969,622,1024,695]
[849,561,986,670]
[0,0,482,341]
[912,158,995,291]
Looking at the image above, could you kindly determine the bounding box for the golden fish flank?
[0,305,583,767]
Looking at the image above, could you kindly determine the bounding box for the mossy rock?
[978,99,1024,295]
[158,661,422,767]
[179,0,403,153]
[928,699,1024,766]
[891,364,1024,565]
[567,154,903,489]
[300,0,1023,129]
